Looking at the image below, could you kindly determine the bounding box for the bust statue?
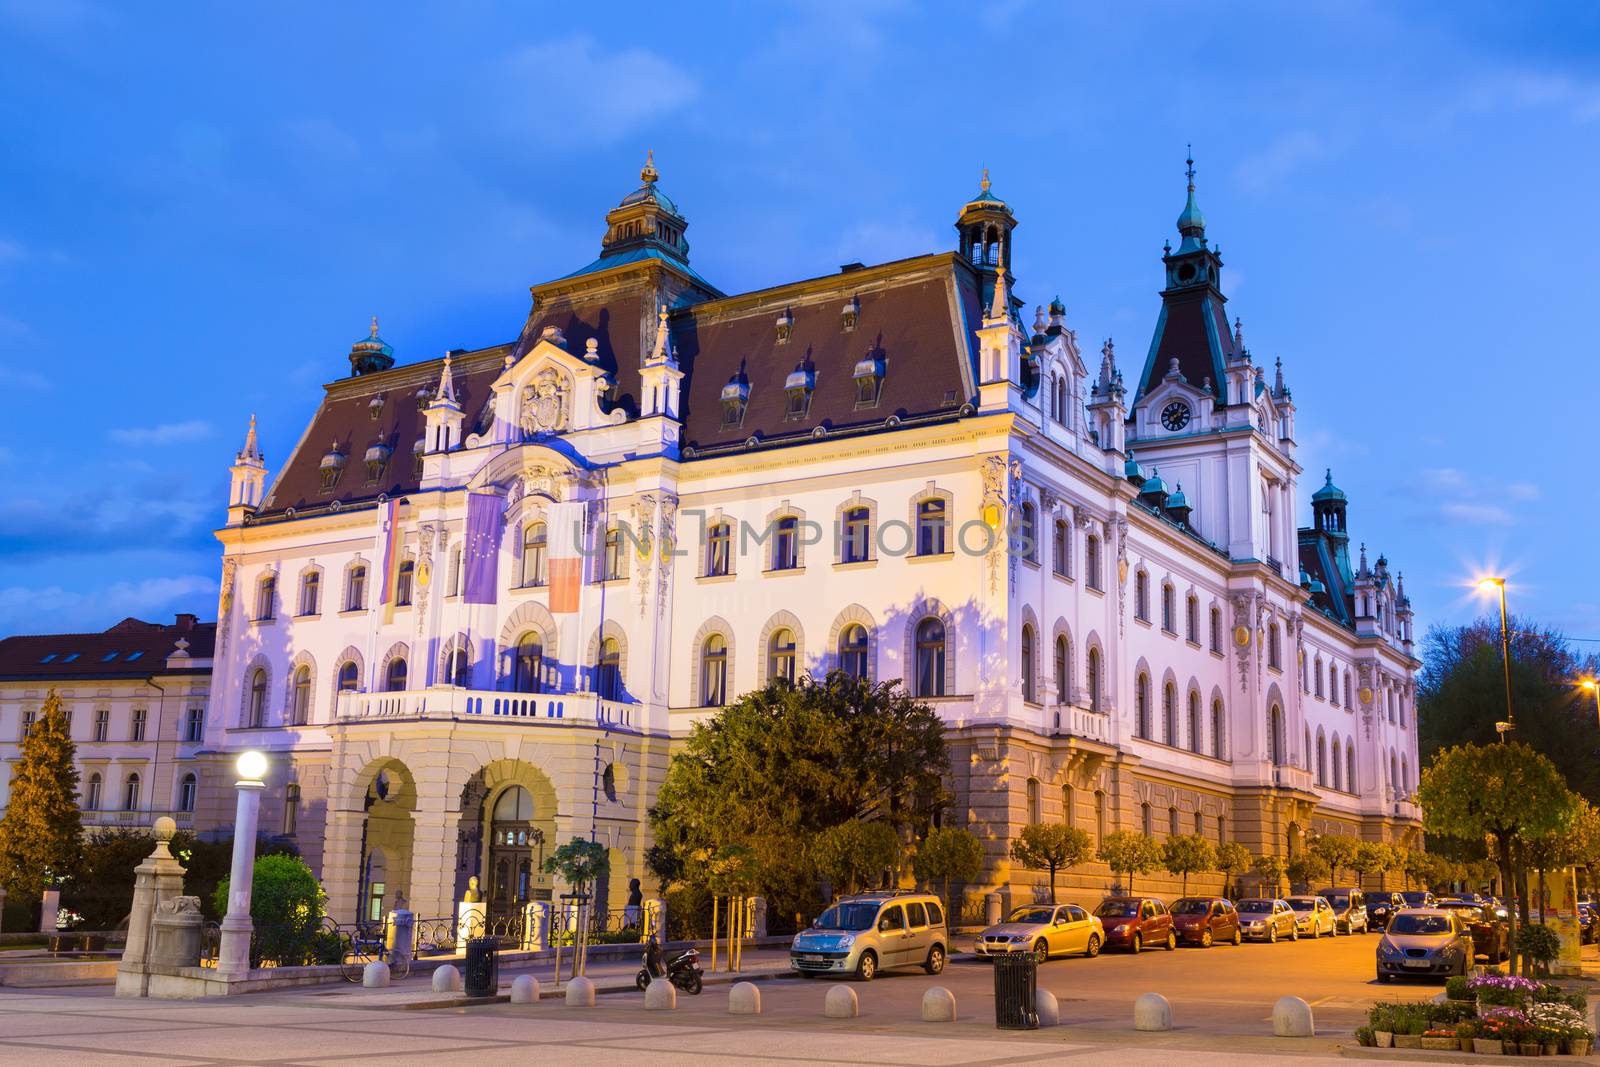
[462,875,482,904]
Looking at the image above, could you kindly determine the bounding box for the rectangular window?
[93,708,109,742]
[1086,536,1102,590]
[1161,585,1175,632]
[706,522,731,577]
[346,566,367,611]
[840,507,870,564]
[20,709,35,738]
[185,707,204,742]
[1051,520,1069,578]
[131,707,147,742]
[1186,597,1198,642]
[915,499,947,556]
[772,517,799,570]
[299,571,320,616]
[1135,573,1150,621]
[1210,607,1222,653]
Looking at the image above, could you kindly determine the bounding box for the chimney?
[175,613,198,632]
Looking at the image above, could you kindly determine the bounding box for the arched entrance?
[354,760,418,926]
[486,786,548,922]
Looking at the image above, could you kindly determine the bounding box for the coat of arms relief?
[519,368,569,435]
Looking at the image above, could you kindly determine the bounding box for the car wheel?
[1232,926,1242,946]
[1130,933,1142,955]
[925,944,946,976]
[1085,935,1101,958]
[1034,940,1050,965]
[1377,971,1391,984]
[1290,925,1300,942]
[1165,930,1176,951]
[1267,926,1277,944]
[856,951,877,982]
[1200,929,1213,949]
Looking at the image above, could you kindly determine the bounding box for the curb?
[399,967,795,1010]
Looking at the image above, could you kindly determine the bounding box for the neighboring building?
[205,155,1421,924]
[0,615,215,831]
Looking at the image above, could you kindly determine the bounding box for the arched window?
[1135,672,1151,738]
[1347,746,1356,794]
[247,668,267,727]
[85,772,102,810]
[1187,690,1201,753]
[123,772,141,812]
[1169,807,1179,838]
[1141,802,1153,835]
[1268,705,1285,767]
[338,660,360,692]
[1094,790,1106,844]
[915,617,946,697]
[513,633,543,693]
[290,665,311,725]
[1331,737,1343,791]
[1055,376,1067,424]
[522,522,547,586]
[1161,583,1175,632]
[1163,681,1177,745]
[705,521,732,576]
[298,570,321,616]
[1017,502,1037,562]
[1212,698,1226,759]
[768,628,796,685]
[1344,671,1353,709]
[385,656,408,692]
[1186,595,1198,642]
[1053,635,1069,705]
[284,783,300,836]
[773,516,799,570]
[1316,731,1327,785]
[1209,605,1222,652]
[701,634,728,706]
[256,575,276,621]
[1052,519,1069,577]
[1268,624,1282,669]
[1026,777,1041,824]
[916,499,947,556]
[1085,535,1102,590]
[345,565,367,611]
[1329,662,1340,706]
[1020,624,1037,702]
[1063,784,1075,828]
[1314,658,1324,698]
[1135,572,1150,621]
[395,560,415,606]
[1087,646,1101,711]
[178,773,197,813]
[839,624,868,679]
[596,637,621,700]
[1401,754,1409,794]
[446,647,470,687]
[841,506,871,564]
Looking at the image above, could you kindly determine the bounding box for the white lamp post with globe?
[217,750,269,979]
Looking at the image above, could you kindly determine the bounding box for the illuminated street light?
[1476,577,1514,742]
[1583,679,1599,730]
[217,750,269,977]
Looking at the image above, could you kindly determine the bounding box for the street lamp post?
[1478,578,1514,741]
[217,750,269,978]
[1582,679,1599,729]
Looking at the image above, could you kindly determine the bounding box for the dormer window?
[720,376,749,429]
[784,364,814,421]
[413,436,426,476]
[841,296,859,332]
[775,308,793,343]
[853,351,884,408]
[368,395,384,420]
[415,388,430,411]
[364,442,392,484]
[318,442,346,491]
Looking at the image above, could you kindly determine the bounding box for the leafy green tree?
[912,826,984,921]
[812,820,899,896]
[1010,824,1092,903]
[1097,831,1160,895]
[1402,847,1440,891]
[0,690,82,899]
[1349,841,1391,888]
[1253,853,1286,897]
[1160,834,1215,897]
[1310,834,1359,885]
[213,853,324,967]
[1215,842,1251,898]
[543,836,611,896]
[1286,852,1328,890]
[1419,741,1578,976]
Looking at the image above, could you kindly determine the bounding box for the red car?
[1093,896,1175,953]
[1169,896,1242,947]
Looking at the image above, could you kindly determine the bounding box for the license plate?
[804,955,824,962]
[1403,959,1430,968]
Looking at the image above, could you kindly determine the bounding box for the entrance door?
[487,786,546,923]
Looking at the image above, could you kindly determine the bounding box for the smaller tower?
[639,303,684,422]
[956,169,1017,315]
[423,353,465,454]
[348,316,395,376]
[975,244,1027,413]
[228,414,267,524]
[1311,469,1351,582]
[1087,338,1128,460]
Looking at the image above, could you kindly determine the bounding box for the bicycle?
[340,926,412,982]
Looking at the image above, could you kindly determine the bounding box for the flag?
[376,498,401,625]
[547,500,586,614]
[463,492,504,605]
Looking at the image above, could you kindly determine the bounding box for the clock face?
[1161,401,1192,431]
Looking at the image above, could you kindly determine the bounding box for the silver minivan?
[790,892,948,980]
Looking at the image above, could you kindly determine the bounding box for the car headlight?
[1379,940,1401,959]
[838,934,854,949]
[1009,935,1028,942]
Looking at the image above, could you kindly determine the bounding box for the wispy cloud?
[491,36,698,146]
[0,574,216,636]
[1402,467,1543,527]
[0,362,48,389]
[1235,131,1330,193]
[109,420,212,446]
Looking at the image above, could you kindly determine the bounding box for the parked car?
[1376,908,1474,981]
[1366,892,1407,931]
[1399,890,1436,909]
[976,903,1104,962]
[790,892,948,981]
[1432,899,1508,962]
[1317,887,1369,934]
[1287,895,1338,938]
[1237,898,1298,942]
[1169,897,1241,947]
[1093,896,1175,953]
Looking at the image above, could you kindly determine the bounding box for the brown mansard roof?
[0,615,215,680]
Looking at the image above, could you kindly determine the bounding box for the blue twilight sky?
[1,1,1597,642]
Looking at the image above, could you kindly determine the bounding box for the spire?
[1233,316,1244,351]
[987,243,1011,323]
[648,302,673,364]
[237,413,263,465]
[434,352,458,405]
[980,166,991,195]
[640,148,658,186]
[1098,338,1117,390]
[1274,357,1286,395]
[370,315,380,338]
[1176,146,1207,248]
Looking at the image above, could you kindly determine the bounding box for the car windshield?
[1239,900,1273,913]
[1401,892,1431,905]
[1322,893,1351,908]
[1170,899,1212,915]
[1389,914,1452,936]
[1287,899,1316,911]
[1009,907,1056,924]
[815,902,881,931]
[1096,900,1139,918]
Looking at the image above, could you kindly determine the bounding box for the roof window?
[125,651,144,662]
[101,651,120,662]
[39,653,56,664]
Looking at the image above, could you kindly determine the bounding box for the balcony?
[335,687,637,730]
[1272,765,1315,792]
[83,809,194,830]
[1052,705,1111,744]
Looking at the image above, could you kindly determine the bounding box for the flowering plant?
[54,908,83,930]
[1469,973,1540,1006]
[1528,1001,1590,1039]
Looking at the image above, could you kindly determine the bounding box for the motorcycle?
[635,937,703,995]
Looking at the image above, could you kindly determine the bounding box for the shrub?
[1354,1026,1376,1047]
[1445,974,1472,1001]
[213,854,324,968]
[1514,923,1561,973]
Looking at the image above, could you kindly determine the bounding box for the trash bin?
[464,936,500,998]
[993,950,1039,1030]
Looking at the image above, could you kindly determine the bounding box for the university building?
[198,155,1422,922]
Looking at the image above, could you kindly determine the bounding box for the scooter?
[635,936,704,995]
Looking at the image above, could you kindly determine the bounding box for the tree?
[1419,741,1578,976]
[1349,841,1391,889]
[648,673,948,925]
[1310,834,1359,885]
[1286,852,1328,890]
[1010,824,1093,903]
[1402,848,1439,891]
[1523,799,1600,922]
[544,836,610,896]
[911,826,984,922]
[0,690,82,899]
[213,853,324,967]
[1097,831,1160,895]
[1215,842,1251,899]
[812,820,899,896]
[1160,834,1215,897]
[1253,854,1286,897]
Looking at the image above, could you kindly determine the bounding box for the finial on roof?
[1274,356,1285,394]
[650,302,671,363]
[370,315,380,338]
[640,149,658,185]
[1176,148,1207,241]
[1233,316,1243,349]
[1186,145,1195,190]
[237,413,263,464]
[987,243,1010,322]
[981,167,991,194]
[434,351,458,405]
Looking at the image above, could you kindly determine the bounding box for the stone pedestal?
[149,896,203,969]
[985,892,1002,927]
[643,898,667,943]
[386,909,414,968]
[38,889,60,933]
[456,901,486,950]
[116,818,190,998]
[751,896,768,939]
[522,901,550,951]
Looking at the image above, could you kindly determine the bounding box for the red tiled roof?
[0,616,215,681]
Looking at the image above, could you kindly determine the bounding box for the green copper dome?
[1312,468,1347,503]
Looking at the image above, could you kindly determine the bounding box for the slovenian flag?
[377,498,402,624]
[547,500,586,613]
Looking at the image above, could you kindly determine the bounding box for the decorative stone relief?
[656,494,678,616]
[980,456,1008,594]
[518,368,569,436]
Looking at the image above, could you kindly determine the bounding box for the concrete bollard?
[362,961,390,988]
[565,975,596,1007]
[824,985,859,1019]
[921,986,957,1022]
[509,974,541,1004]
[431,964,462,994]
[728,981,762,1015]
[1272,995,1315,1037]
[1036,987,1060,1027]
[1134,992,1172,1031]
[644,978,677,1011]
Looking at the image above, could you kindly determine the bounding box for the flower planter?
[1422,1036,1459,1051]
[1375,1031,1394,1048]
[1519,1042,1543,1056]
[1566,1038,1593,1057]
[1459,1037,1474,1053]
[1541,1043,1559,1057]
[1474,1038,1504,1054]
[1393,1034,1423,1049]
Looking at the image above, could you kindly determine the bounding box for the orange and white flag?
[547,500,586,613]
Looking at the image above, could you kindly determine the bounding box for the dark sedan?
[1367,892,1407,931]
[1432,900,1508,962]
